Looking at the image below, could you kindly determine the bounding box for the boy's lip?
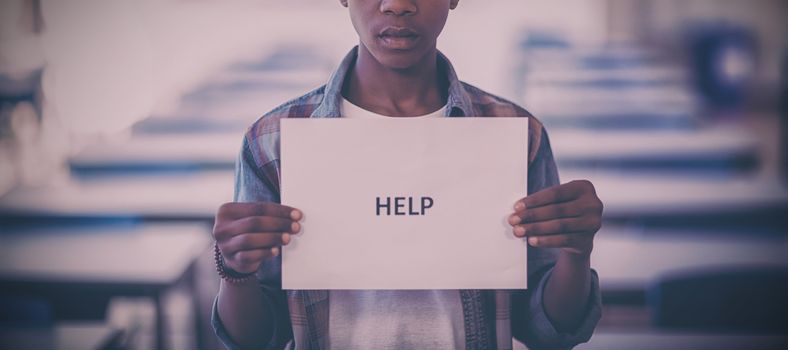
[377,26,420,50]
[379,26,419,38]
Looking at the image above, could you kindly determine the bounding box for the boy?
[212,1,603,349]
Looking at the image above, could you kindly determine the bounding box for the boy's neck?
[342,44,448,118]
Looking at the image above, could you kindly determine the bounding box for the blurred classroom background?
[1,0,786,349]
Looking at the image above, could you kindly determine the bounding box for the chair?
[0,296,52,328]
[648,267,788,332]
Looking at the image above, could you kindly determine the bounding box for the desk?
[593,225,788,295]
[525,88,698,130]
[0,171,233,221]
[574,331,787,350]
[551,127,757,169]
[561,170,788,225]
[0,322,122,350]
[69,133,241,174]
[0,222,212,350]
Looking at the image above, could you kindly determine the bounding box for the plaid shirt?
[212,47,601,350]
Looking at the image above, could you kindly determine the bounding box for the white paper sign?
[281,118,528,290]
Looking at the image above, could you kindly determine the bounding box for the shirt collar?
[310,46,473,118]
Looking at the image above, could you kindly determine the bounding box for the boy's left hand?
[508,180,603,256]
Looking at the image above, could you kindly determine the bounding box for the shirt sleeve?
[512,127,603,349]
[211,136,293,350]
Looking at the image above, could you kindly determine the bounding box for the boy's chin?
[371,50,432,71]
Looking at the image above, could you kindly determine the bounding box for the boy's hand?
[213,202,302,273]
[508,180,603,256]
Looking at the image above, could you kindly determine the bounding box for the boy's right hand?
[213,202,302,274]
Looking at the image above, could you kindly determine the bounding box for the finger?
[223,232,290,254]
[228,248,279,273]
[214,216,298,241]
[513,216,597,237]
[527,234,582,249]
[508,201,585,225]
[218,202,302,221]
[521,180,590,209]
[215,216,296,240]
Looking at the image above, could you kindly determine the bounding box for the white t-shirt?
[328,98,463,349]
[341,97,446,119]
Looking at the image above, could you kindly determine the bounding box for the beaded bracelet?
[214,242,256,284]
